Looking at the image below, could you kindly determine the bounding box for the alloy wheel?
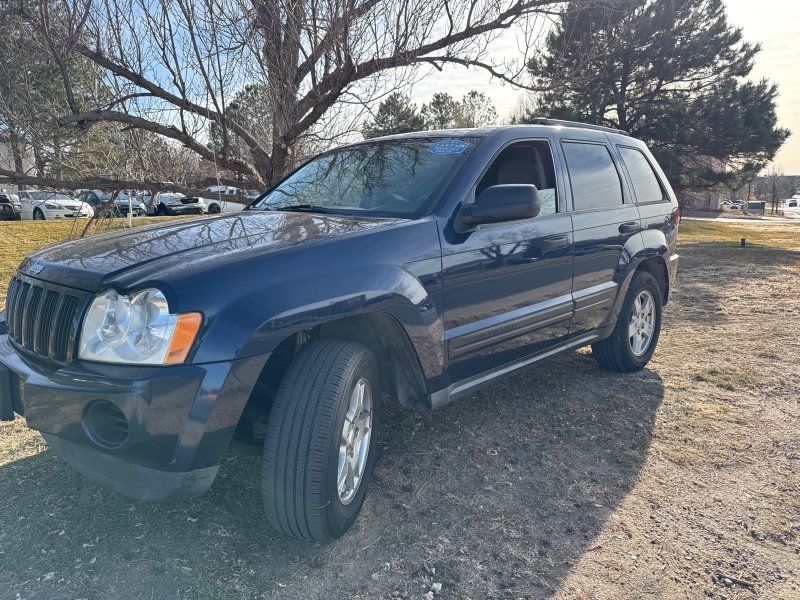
[337,378,373,505]
[628,290,656,356]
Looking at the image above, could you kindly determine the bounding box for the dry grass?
[0,217,182,306]
[1,218,800,599]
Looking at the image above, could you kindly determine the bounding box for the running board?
[428,334,599,410]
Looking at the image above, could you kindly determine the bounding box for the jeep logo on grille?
[28,261,45,275]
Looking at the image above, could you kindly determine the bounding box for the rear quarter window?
[618,146,665,203]
[562,142,623,211]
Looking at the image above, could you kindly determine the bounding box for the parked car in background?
[787,198,798,208]
[142,192,207,216]
[76,190,147,217]
[203,186,254,214]
[0,192,22,221]
[0,191,22,221]
[17,191,94,220]
[1,121,679,543]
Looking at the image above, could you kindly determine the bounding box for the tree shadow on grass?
[0,351,662,600]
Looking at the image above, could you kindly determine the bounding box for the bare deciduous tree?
[1,0,606,194]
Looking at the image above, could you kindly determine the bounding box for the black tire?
[262,340,381,542]
[157,203,168,216]
[592,271,662,372]
[32,208,45,220]
[208,203,221,214]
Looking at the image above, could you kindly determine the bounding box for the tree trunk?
[10,130,25,190]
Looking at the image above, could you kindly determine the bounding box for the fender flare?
[196,264,445,382]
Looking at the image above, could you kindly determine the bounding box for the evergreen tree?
[210,84,272,163]
[457,91,497,128]
[422,93,463,130]
[527,0,789,189]
[362,93,425,138]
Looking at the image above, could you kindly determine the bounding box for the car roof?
[351,121,636,147]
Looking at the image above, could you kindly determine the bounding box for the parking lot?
[1,218,799,599]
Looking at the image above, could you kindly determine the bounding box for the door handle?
[541,235,570,252]
[619,221,641,234]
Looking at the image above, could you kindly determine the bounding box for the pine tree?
[421,93,463,130]
[457,91,497,128]
[527,0,789,189]
[362,93,425,138]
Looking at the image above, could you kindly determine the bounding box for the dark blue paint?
[1,124,679,500]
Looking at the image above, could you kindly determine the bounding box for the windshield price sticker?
[428,139,469,154]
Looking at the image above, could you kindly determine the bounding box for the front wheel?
[32,208,45,220]
[262,340,381,542]
[592,271,662,372]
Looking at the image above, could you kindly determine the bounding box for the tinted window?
[562,142,623,210]
[618,146,664,203]
[476,141,558,215]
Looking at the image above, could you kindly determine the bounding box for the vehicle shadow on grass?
[0,350,663,600]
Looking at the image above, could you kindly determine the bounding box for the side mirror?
[456,184,541,231]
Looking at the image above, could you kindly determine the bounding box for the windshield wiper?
[264,203,331,213]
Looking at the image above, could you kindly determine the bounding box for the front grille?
[5,274,88,363]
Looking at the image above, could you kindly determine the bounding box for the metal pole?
[128,193,132,228]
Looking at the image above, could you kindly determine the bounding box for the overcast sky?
[411,0,800,174]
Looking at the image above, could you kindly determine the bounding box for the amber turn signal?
[163,312,202,365]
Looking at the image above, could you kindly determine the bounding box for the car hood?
[53,199,85,209]
[19,211,399,291]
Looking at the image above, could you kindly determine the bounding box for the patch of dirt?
[1,225,799,599]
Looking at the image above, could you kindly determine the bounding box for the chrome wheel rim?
[628,290,656,356]
[337,378,373,505]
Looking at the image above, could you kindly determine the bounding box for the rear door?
[559,137,641,334]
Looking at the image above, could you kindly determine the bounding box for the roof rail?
[526,117,629,136]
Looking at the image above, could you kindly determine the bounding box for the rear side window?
[618,146,664,203]
[562,142,623,211]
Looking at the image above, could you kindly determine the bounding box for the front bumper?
[166,204,205,215]
[0,333,268,500]
[47,209,91,219]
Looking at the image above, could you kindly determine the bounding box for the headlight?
[78,288,201,365]
[43,202,60,209]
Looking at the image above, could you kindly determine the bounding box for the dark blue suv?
[0,120,679,542]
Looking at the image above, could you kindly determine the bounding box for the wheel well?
[636,256,669,304]
[233,313,428,447]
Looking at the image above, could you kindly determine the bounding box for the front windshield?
[252,138,477,217]
[32,192,72,202]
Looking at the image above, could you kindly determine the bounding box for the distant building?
[677,155,726,211]
[680,188,723,211]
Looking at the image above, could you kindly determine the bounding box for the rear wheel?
[592,271,662,372]
[261,340,381,542]
[33,208,45,220]
[208,203,221,214]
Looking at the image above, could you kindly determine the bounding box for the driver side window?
[476,141,558,216]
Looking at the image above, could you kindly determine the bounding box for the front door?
[440,140,574,384]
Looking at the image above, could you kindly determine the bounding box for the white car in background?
[17,191,94,220]
[141,192,207,216]
[203,186,258,214]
